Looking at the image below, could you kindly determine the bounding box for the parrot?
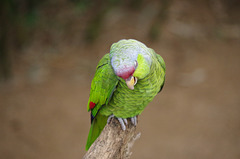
[85,39,165,150]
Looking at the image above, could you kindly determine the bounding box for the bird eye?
[134,61,138,68]
[134,77,137,85]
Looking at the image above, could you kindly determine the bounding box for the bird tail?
[85,113,108,150]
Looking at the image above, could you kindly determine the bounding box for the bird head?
[110,39,152,90]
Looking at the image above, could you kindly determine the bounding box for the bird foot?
[107,114,114,124]
[107,115,137,131]
[131,116,137,126]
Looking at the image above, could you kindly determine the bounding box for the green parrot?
[86,39,165,150]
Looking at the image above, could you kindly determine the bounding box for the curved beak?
[125,76,137,90]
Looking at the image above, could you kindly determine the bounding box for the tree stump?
[83,117,141,159]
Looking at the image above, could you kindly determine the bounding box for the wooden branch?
[83,117,141,159]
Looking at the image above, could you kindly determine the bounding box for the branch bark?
[83,117,141,159]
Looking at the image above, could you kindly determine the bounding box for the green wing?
[87,53,119,116]
[86,53,119,150]
[149,48,166,93]
[155,53,166,72]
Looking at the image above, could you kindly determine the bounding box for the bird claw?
[131,116,137,126]
[107,115,114,124]
[117,118,127,131]
[107,115,137,131]
[123,118,128,125]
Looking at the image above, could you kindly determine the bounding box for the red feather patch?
[89,102,96,109]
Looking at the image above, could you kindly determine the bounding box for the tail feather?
[86,113,108,150]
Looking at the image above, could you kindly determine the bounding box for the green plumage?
[86,39,165,150]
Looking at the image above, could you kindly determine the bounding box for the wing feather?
[149,48,166,93]
[87,54,119,117]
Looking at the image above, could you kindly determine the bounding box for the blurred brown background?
[0,0,240,158]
